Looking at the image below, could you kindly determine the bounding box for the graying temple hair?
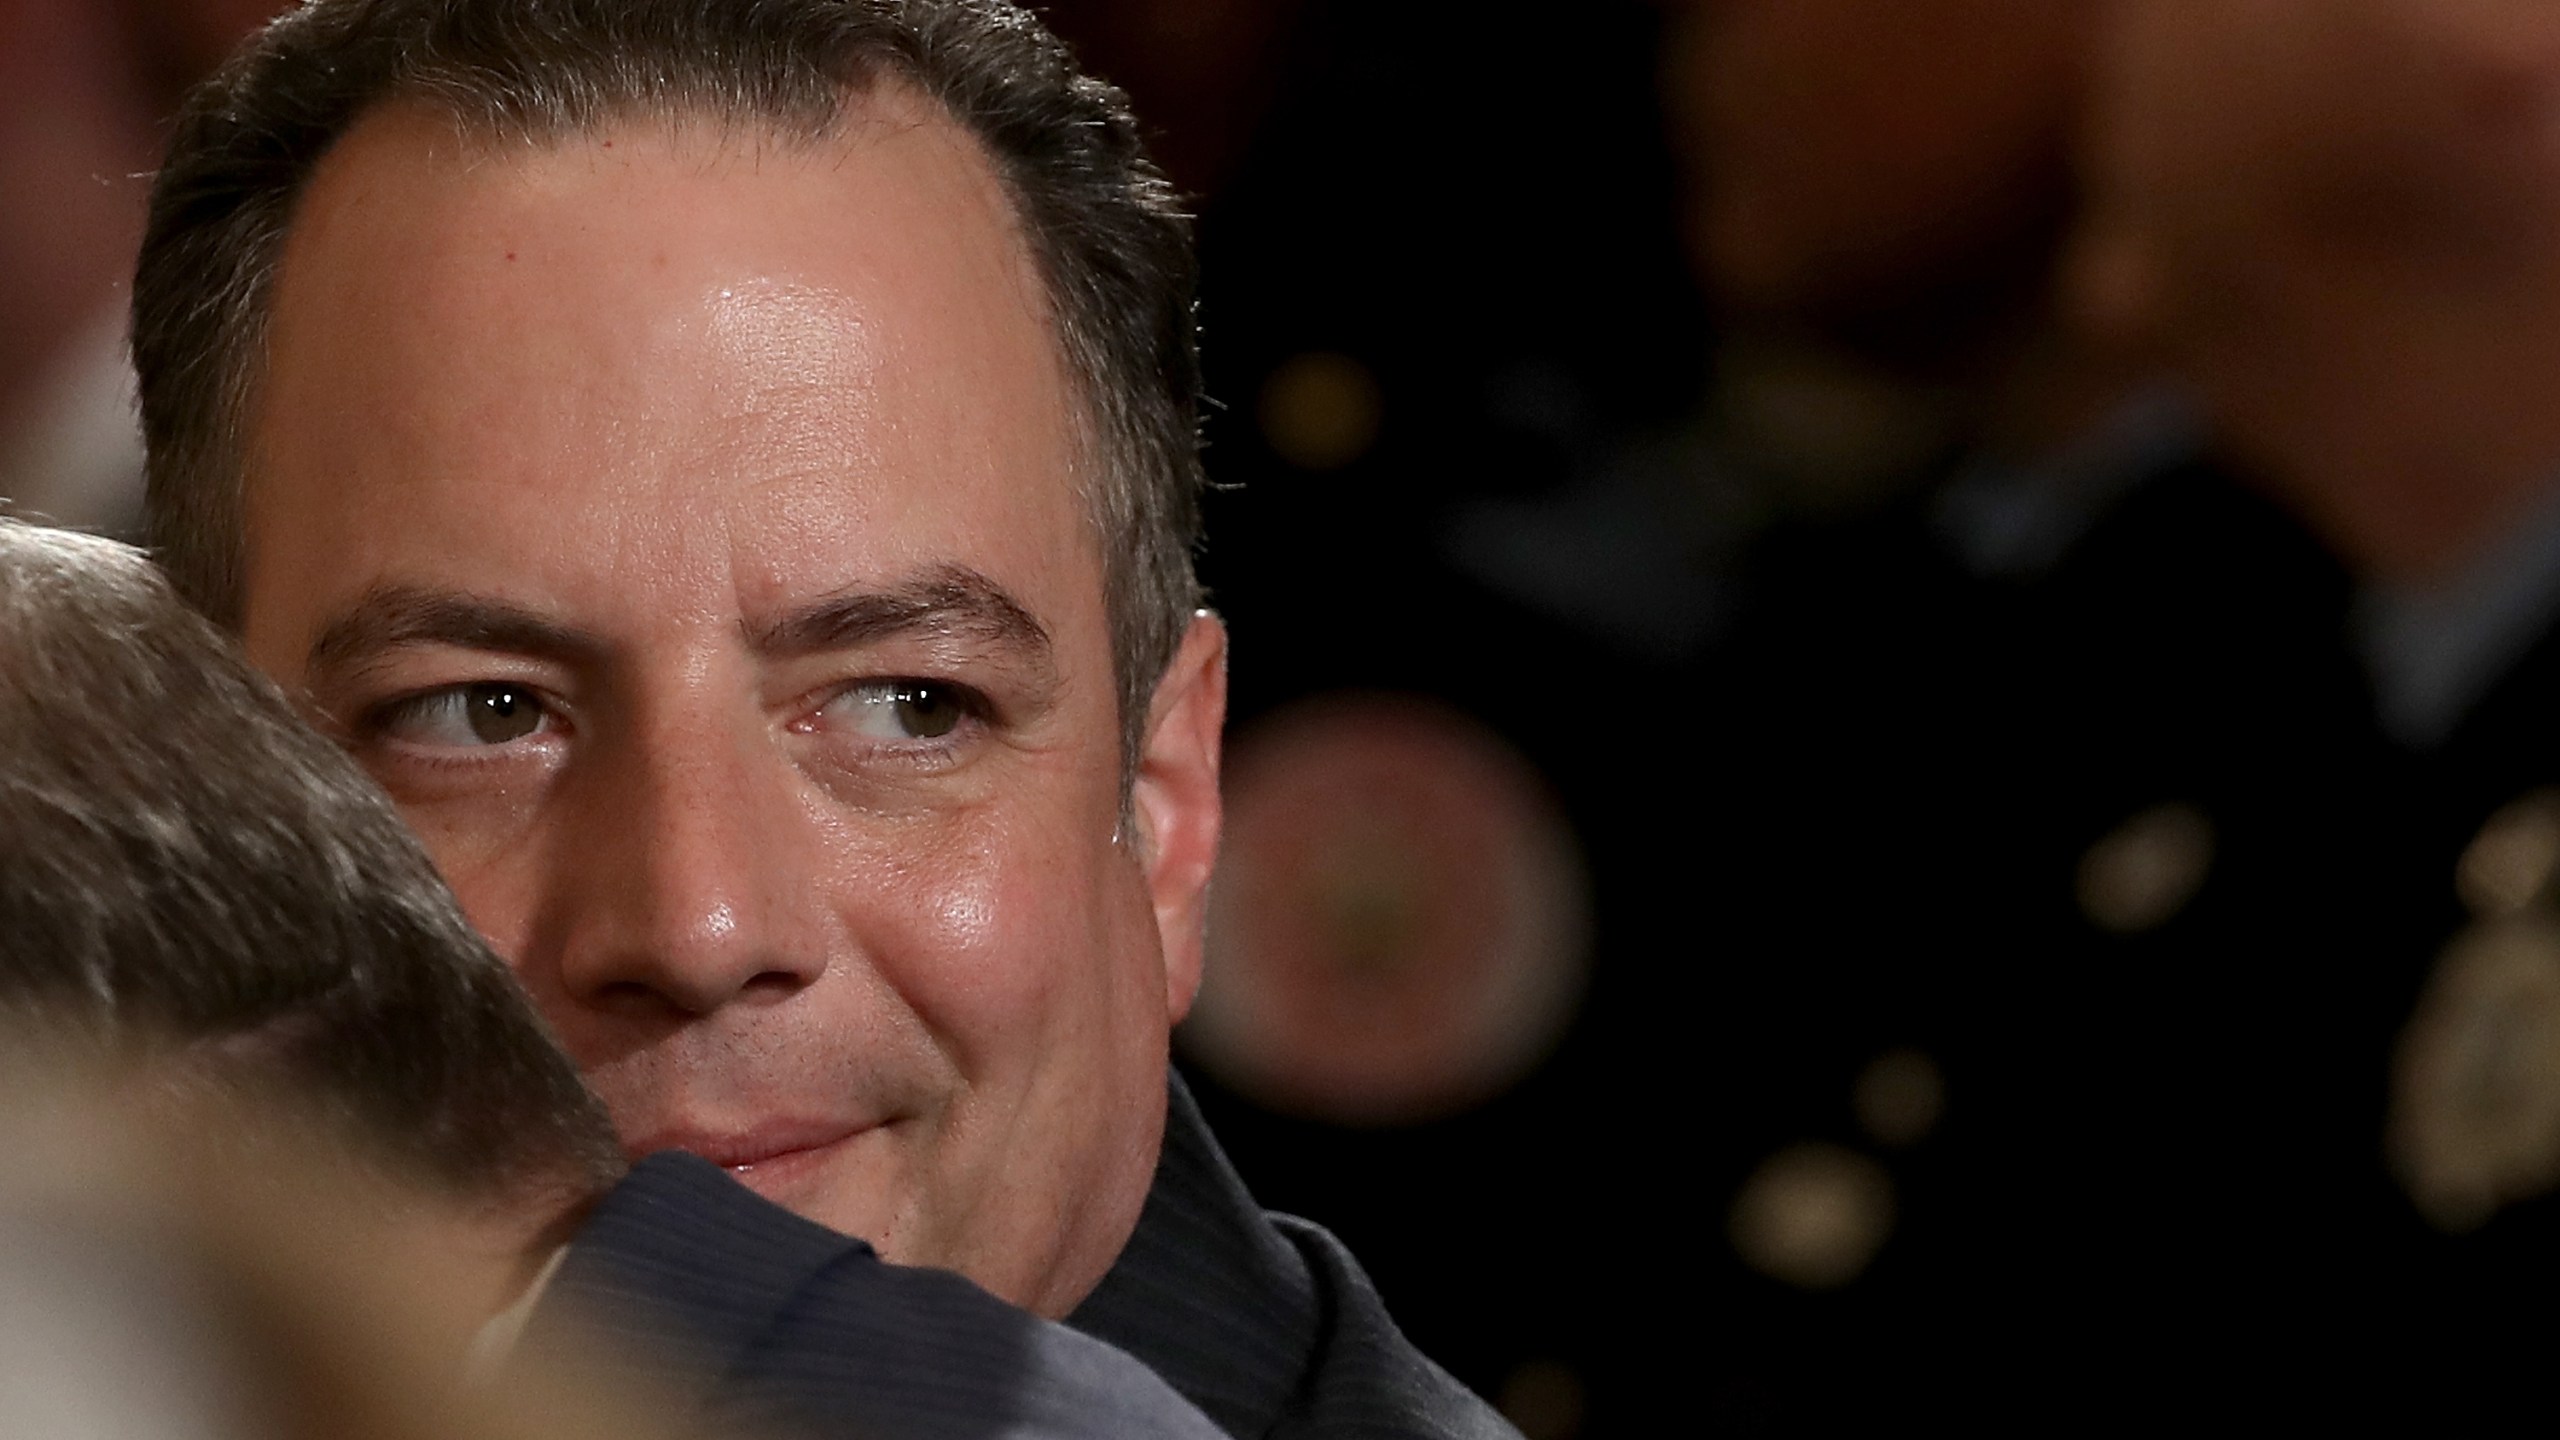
[134,0,1206,776]
[0,517,623,1202]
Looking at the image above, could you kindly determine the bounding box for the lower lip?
[713,1129,872,1200]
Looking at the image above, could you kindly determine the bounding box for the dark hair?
[133,0,1205,770]
[0,517,623,1204]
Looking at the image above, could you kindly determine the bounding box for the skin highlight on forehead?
[244,91,1099,672]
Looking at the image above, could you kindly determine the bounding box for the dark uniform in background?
[1649,420,2389,1424]
[2061,0,2560,1419]
[1047,1,2560,1431]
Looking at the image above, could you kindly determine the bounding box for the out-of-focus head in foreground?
[0,514,651,1440]
[134,0,1227,1318]
[0,516,621,1216]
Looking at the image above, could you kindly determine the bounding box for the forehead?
[245,90,1094,640]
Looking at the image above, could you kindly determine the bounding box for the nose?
[545,701,828,1016]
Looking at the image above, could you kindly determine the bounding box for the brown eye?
[893,684,963,739]
[819,679,978,743]
[466,683,544,744]
[374,682,555,750]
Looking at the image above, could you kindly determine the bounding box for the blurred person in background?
[1570,0,2403,1426]
[0,0,284,532]
[0,516,1233,1440]
[1611,0,2560,1424]
[2077,0,2560,1414]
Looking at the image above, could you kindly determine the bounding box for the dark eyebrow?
[307,585,607,690]
[748,564,1056,674]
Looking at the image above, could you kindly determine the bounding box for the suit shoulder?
[1266,1213,1522,1440]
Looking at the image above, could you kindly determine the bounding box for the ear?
[1130,612,1226,1023]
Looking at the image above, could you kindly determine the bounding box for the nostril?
[738,968,814,1001]
[589,977,689,1013]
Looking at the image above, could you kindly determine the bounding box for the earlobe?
[1132,612,1226,1023]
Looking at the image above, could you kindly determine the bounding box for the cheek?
[821,792,1153,1076]
[367,776,554,955]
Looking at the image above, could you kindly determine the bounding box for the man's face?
[236,94,1226,1316]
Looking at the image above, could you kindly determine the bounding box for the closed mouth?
[628,1119,871,1175]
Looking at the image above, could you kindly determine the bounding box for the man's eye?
[820,680,975,741]
[376,683,554,747]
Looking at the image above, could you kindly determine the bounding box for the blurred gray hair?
[0,517,622,1204]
